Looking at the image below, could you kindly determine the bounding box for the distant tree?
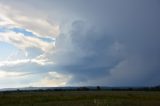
[17,89,20,92]
[77,87,90,91]
[97,86,101,91]
[54,89,63,91]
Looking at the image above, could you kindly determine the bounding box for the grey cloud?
[53,0,160,86]
[1,0,160,87]
[53,20,124,86]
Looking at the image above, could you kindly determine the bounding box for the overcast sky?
[0,0,160,88]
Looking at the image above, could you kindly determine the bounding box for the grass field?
[0,91,160,106]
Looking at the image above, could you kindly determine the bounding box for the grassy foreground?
[0,91,160,106]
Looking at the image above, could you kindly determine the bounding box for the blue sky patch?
[11,27,55,43]
[0,42,18,61]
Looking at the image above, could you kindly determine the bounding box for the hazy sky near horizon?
[0,0,160,88]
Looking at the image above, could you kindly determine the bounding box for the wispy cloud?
[0,70,29,78]
[0,4,60,38]
[0,31,54,52]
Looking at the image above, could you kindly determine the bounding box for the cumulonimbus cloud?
[0,0,160,88]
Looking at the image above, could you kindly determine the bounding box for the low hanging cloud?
[34,72,72,87]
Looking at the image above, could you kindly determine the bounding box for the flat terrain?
[0,91,160,106]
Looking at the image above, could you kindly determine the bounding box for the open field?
[0,91,160,106]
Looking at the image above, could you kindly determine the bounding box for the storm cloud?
[53,0,160,86]
[0,0,160,87]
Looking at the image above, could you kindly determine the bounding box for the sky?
[0,0,160,88]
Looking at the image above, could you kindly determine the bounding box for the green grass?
[0,91,160,106]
